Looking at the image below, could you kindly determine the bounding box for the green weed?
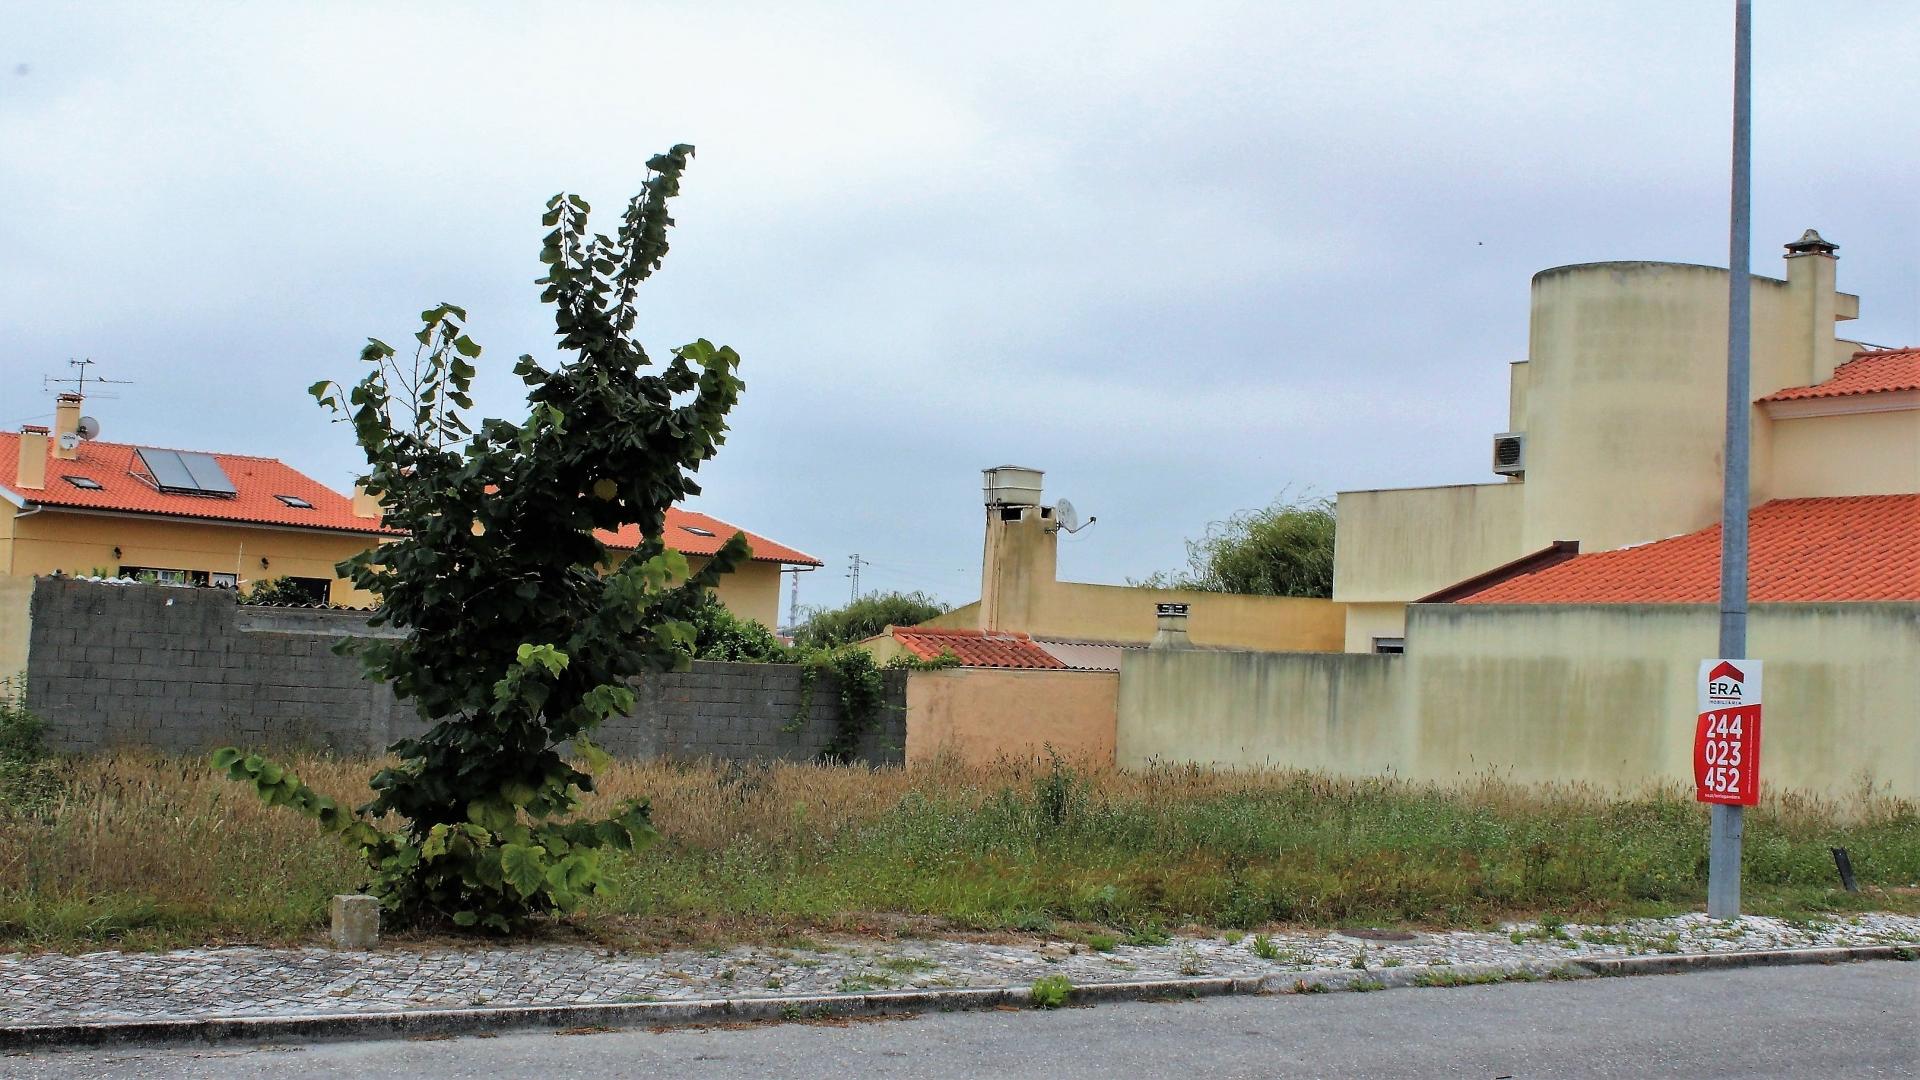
[1029,974,1073,1009]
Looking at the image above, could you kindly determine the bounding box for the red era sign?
[1695,659,1762,805]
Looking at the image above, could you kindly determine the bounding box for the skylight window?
[62,475,103,490]
[275,494,314,509]
[680,525,717,537]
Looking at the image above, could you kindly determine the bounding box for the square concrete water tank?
[982,465,1044,507]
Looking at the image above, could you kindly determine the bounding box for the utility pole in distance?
[1710,0,1753,921]
[846,554,863,603]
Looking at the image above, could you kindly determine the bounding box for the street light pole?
[1710,0,1753,921]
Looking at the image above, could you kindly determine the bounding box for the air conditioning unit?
[1492,432,1526,477]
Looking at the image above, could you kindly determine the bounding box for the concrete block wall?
[23,578,904,764]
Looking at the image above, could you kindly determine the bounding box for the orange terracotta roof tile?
[599,510,821,566]
[1,432,819,565]
[0,432,388,535]
[1761,348,1920,402]
[1457,494,1920,604]
[889,626,1068,669]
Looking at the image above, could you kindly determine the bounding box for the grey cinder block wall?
[24,578,904,763]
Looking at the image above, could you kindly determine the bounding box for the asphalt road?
[9,962,1917,1079]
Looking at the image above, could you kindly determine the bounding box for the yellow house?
[0,393,819,673]
[864,465,1346,663]
[1332,230,1918,652]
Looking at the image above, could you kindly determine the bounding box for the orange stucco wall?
[904,667,1117,768]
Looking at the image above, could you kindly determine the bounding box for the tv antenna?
[1049,498,1097,535]
[44,359,134,400]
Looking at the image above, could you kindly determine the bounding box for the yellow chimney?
[352,483,384,521]
[51,393,83,460]
[16,426,49,490]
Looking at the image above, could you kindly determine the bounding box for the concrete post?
[331,894,380,949]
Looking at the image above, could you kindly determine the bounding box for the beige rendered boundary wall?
[905,668,1118,768]
[1117,603,1920,800]
[0,576,30,680]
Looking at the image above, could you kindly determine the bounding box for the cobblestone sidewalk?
[3,913,1914,1025]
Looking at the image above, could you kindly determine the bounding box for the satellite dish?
[1051,498,1096,534]
[76,416,101,440]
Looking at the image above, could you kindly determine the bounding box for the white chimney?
[1149,602,1194,650]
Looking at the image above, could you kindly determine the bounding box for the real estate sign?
[1695,659,1762,805]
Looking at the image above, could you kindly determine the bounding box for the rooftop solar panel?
[136,447,237,497]
[179,451,237,496]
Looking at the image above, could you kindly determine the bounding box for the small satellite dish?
[76,416,101,440]
[57,432,80,452]
[1051,498,1096,535]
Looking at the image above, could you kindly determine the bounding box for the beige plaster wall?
[5,509,379,605]
[1118,603,1920,799]
[686,556,785,629]
[1118,649,1405,773]
[1342,601,1411,654]
[0,575,31,681]
[1022,581,1344,651]
[1332,483,1527,604]
[905,667,1118,768]
[1767,410,1920,499]
[973,507,1344,650]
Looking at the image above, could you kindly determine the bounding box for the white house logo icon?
[1706,660,1746,704]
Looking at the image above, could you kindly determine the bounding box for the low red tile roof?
[1,432,820,565]
[1761,348,1920,402]
[888,626,1068,669]
[1457,494,1919,604]
[602,511,821,566]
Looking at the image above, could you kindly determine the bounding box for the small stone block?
[330,894,380,949]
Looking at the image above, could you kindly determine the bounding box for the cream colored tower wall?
[1518,260,1855,552]
[1767,410,1920,499]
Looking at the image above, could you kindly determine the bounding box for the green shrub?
[790,592,948,648]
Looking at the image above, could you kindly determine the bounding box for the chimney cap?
[1784,228,1838,257]
[1155,602,1190,617]
[21,424,48,434]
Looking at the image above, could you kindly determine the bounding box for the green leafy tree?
[682,592,791,662]
[792,590,948,648]
[1134,492,1336,598]
[215,145,751,931]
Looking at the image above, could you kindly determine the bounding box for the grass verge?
[1,751,1914,952]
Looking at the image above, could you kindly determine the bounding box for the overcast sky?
[4,2,1916,616]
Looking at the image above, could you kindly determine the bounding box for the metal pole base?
[1708,804,1744,919]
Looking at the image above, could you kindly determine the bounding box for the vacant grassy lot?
[0,753,1913,952]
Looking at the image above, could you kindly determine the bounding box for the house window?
[274,494,314,509]
[63,475,104,490]
[119,565,190,585]
[1372,637,1406,655]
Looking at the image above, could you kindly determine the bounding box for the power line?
[846,553,864,602]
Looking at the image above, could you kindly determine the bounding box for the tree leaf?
[500,843,547,898]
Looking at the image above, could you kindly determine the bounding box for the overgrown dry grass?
[1,752,1914,953]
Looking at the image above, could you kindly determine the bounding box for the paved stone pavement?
[1,912,1914,1025]
[7,963,1917,1078]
